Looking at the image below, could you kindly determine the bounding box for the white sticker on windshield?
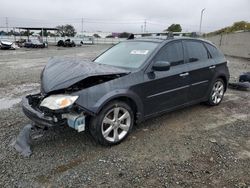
[130,50,149,55]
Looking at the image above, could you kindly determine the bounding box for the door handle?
[179,72,189,77]
[209,65,216,69]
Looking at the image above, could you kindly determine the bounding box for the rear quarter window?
[204,43,224,58]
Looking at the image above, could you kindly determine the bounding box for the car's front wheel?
[207,78,225,106]
[89,101,134,146]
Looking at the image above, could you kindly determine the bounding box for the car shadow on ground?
[27,102,207,156]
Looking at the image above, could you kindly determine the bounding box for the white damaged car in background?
[0,40,17,50]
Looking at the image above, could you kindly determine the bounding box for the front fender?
[75,87,144,119]
[73,71,144,119]
[94,89,144,117]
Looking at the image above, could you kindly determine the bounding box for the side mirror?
[152,61,171,71]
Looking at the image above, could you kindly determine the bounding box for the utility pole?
[14,27,16,42]
[5,17,9,33]
[81,18,84,34]
[41,28,44,42]
[199,8,205,34]
[144,19,147,33]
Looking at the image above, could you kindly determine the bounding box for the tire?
[89,100,134,146]
[57,40,64,47]
[206,78,225,106]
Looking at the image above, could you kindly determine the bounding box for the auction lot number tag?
[130,50,149,55]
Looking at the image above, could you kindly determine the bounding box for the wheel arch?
[217,74,228,91]
[95,91,144,122]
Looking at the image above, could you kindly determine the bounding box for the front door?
[141,41,190,116]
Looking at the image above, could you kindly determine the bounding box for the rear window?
[204,43,224,58]
[184,41,209,63]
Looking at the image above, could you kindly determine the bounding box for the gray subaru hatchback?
[22,37,230,146]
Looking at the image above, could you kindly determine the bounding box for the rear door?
[183,40,216,101]
[142,41,190,116]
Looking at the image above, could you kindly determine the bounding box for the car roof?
[127,37,215,46]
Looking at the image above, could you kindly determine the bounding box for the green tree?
[231,21,250,31]
[165,24,182,32]
[56,24,76,37]
[20,31,34,36]
[7,30,15,36]
[0,30,7,35]
[207,21,250,36]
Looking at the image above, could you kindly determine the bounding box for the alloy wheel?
[101,107,131,142]
[211,80,224,104]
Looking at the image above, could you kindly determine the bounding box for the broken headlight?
[40,95,78,110]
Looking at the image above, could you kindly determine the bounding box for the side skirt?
[137,97,208,123]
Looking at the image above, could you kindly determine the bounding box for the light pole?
[199,8,205,34]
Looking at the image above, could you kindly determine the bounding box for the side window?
[204,43,224,58]
[185,41,209,63]
[155,42,184,66]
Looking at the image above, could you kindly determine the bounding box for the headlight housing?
[40,95,78,110]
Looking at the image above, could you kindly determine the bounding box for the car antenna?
[127,33,134,40]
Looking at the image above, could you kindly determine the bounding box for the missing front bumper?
[22,94,86,132]
[22,95,60,128]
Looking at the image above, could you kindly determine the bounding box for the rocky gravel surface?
[0,45,249,187]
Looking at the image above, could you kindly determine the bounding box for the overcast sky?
[0,0,250,33]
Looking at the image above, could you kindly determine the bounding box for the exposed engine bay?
[50,74,126,94]
[22,57,130,135]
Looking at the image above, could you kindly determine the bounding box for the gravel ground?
[0,45,249,188]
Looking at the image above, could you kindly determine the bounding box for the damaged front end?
[16,97,87,157]
[22,93,87,132]
[22,58,130,132]
[22,74,127,132]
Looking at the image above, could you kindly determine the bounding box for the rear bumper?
[22,96,65,128]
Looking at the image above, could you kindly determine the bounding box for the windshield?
[94,41,158,69]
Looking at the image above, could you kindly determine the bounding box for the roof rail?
[132,31,199,38]
[126,32,201,41]
[167,32,174,39]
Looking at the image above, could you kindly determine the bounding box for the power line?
[0,16,227,29]
[83,20,143,24]
[0,16,222,33]
[0,16,145,22]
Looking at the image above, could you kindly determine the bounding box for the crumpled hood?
[41,57,129,93]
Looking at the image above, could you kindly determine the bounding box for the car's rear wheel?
[207,78,225,106]
[89,101,134,146]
